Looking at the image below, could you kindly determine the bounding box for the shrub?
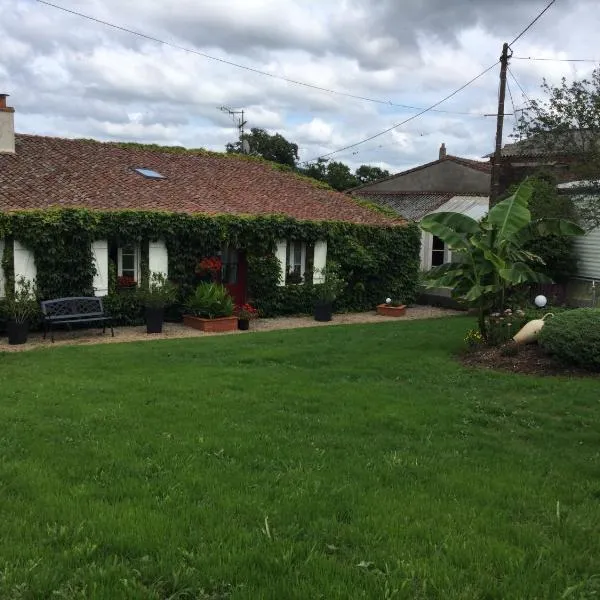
[538,309,600,371]
[185,283,233,318]
[103,290,144,326]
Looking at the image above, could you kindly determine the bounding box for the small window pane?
[122,254,135,271]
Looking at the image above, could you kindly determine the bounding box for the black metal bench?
[41,297,114,343]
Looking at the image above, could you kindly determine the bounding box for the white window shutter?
[91,240,109,297]
[148,239,169,278]
[313,240,328,283]
[275,240,287,286]
[13,240,37,291]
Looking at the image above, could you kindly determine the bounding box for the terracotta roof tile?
[0,135,403,227]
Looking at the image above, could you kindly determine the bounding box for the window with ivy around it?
[285,241,314,284]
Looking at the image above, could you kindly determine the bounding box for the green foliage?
[226,128,299,167]
[103,290,144,326]
[138,272,178,309]
[516,67,600,228]
[355,165,391,185]
[185,283,234,318]
[4,277,39,324]
[523,176,579,283]
[421,180,584,338]
[539,308,600,371]
[313,263,345,303]
[299,158,390,191]
[0,209,420,318]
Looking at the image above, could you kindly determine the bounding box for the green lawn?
[1,318,599,599]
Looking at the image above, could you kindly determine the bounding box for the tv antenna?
[220,106,248,152]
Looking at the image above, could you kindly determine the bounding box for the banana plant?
[420,179,584,338]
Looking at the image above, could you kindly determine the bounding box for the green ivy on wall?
[0,209,421,320]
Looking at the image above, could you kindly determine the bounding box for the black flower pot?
[7,320,29,345]
[238,318,250,331]
[145,307,164,334]
[314,302,333,322]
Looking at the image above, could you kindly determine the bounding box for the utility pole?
[490,42,511,206]
[220,106,248,152]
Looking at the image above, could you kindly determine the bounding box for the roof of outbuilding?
[0,134,403,226]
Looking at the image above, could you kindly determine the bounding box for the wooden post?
[490,43,511,206]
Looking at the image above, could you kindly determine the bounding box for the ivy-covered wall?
[0,209,421,320]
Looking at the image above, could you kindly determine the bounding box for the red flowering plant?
[234,302,259,320]
[196,256,223,281]
[117,275,137,289]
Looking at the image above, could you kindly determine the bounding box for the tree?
[525,175,579,283]
[325,161,358,191]
[420,180,584,339]
[355,165,390,185]
[226,128,299,168]
[516,67,600,228]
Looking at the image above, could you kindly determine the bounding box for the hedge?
[0,209,421,322]
[539,308,600,372]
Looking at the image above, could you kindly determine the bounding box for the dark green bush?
[538,309,600,371]
[103,290,144,326]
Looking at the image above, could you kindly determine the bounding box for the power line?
[509,0,557,47]
[305,1,560,164]
[36,0,490,117]
[303,62,499,163]
[508,68,533,107]
[513,56,600,63]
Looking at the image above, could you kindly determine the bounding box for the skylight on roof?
[134,167,166,179]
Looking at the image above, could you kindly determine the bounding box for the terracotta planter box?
[376,304,407,317]
[183,315,238,333]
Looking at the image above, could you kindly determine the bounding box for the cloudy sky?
[1,0,598,173]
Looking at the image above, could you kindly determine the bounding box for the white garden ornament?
[512,313,554,345]
[534,295,548,308]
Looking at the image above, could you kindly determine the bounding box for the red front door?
[222,248,247,306]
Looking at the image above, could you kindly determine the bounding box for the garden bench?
[41,297,113,343]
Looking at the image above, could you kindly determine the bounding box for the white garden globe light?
[385,297,392,304]
[534,295,547,308]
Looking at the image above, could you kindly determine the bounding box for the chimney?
[439,142,447,160]
[0,94,15,154]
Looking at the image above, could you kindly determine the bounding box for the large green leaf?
[487,179,533,241]
[420,212,479,250]
[534,218,585,237]
[499,262,553,285]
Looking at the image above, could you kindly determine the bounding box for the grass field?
[1,317,599,599]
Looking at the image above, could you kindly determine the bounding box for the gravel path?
[0,306,463,353]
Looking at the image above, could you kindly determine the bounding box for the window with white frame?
[286,241,315,284]
[118,245,139,282]
[431,235,446,267]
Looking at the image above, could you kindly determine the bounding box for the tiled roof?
[0,135,402,226]
[354,192,453,221]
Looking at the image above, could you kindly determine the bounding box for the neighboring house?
[0,95,416,312]
[349,144,490,271]
[557,180,600,307]
[491,130,600,198]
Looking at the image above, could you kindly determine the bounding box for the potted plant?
[313,265,345,322]
[140,272,177,334]
[5,277,38,345]
[377,296,407,317]
[183,282,237,333]
[235,302,259,330]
